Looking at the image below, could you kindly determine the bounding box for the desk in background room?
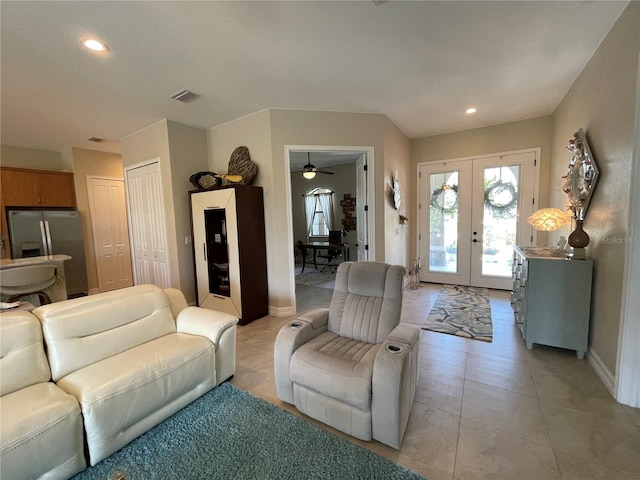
[298,242,349,272]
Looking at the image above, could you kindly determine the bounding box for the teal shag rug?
[73,382,425,480]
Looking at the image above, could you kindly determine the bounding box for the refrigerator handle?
[44,221,53,256]
[39,221,49,256]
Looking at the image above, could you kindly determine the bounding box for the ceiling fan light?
[303,170,316,179]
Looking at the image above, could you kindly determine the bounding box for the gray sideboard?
[511,246,593,359]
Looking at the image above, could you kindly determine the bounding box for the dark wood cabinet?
[190,185,268,325]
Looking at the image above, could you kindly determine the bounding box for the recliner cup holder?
[385,344,404,354]
[290,321,303,329]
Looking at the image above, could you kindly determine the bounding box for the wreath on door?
[430,184,459,217]
[484,180,517,218]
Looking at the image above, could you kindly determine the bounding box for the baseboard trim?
[587,347,615,396]
[88,288,100,296]
[269,305,294,317]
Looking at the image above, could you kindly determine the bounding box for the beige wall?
[269,109,386,312]
[411,116,553,206]
[209,109,410,313]
[166,121,210,304]
[208,109,275,304]
[549,2,640,376]
[120,120,181,293]
[269,109,388,263]
[69,148,124,295]
[384,117,412,268]
[121,120,209,303]
[1,144,68,171]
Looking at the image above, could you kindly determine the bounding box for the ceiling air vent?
[170,89,200,103]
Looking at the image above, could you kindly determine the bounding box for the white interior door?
[87,176,133,292]
[356,153,369,261]
[125,160,170,288]
[418,151,537,289]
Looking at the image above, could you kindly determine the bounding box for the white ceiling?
[0,1,628,156]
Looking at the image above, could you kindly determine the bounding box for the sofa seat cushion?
[57,332,216,464]
[290,331,380,411]
[0,382,85,479]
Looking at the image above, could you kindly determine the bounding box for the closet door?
[125,160,170,288]
[87,176,133,292]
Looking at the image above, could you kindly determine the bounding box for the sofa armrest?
[274,308,329,404]
[296,307,330,330]
[371,323,420,449]
[176,307,239,385]
[176,307,238,346]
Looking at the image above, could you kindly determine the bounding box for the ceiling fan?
[302,152,334,179]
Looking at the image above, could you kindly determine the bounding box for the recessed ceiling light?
[465,107,477,114]
[82,38,109,53]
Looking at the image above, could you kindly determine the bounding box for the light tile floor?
[231,283,640,480]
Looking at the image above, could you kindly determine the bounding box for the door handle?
[39,221,48,255]
[472,239,481,243]
[44,221,53,255]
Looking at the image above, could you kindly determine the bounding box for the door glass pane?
[205,209,230,297]
[481,165,519,277]
[429,171,459,273]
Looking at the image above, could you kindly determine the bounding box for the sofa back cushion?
[0,311,51,396]
[33,285,177,381]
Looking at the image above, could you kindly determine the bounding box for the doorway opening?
[284,145,375,314]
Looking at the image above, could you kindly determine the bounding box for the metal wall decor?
[562,129,600,220]
[340,194,356,231]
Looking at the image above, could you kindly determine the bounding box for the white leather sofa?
[0,311,86,479]
[0,284,238,477]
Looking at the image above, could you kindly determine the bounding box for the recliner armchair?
[274,261,420,449]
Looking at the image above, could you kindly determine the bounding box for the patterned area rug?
[422,285,493,342]
[295,265,336,290]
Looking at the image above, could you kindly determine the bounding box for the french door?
[418,151,537,290]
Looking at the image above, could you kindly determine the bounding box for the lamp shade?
[527,208,571,232]
[302,170,316,179]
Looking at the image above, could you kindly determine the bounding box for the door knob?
[473,239,480,243]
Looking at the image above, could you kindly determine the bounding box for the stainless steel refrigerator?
[7,209,88,298]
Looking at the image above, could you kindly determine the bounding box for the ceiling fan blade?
[318,170,334,175]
